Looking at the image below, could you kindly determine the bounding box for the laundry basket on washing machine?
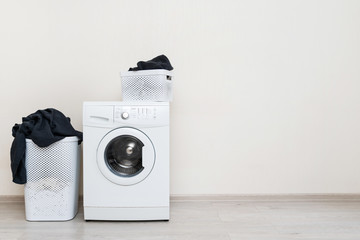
[120,69,173,101]
[24,136,80,221]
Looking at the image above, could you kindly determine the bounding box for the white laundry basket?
[24,136,80,221]
[120,69,173,101]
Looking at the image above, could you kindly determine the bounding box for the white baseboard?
[170,193,360,202]
[1,193,360,203]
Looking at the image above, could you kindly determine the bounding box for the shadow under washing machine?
[83,102,169,221]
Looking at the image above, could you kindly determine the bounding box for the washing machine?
[83,101,169,220]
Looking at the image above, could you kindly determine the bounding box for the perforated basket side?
[24,137,80,221]
[121,70,173,101]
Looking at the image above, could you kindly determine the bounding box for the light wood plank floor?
[1,195,360,240]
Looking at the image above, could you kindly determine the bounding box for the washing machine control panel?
[114,106,158,121]
[83,103,169,127]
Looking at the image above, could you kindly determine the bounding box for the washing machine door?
[97,127,155,185]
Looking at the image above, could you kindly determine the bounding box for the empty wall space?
[0,0,360,196]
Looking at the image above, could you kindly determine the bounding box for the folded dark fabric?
[129,54,173,71]
[10,108,83,184]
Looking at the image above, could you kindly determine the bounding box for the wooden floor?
[1,195,360,240]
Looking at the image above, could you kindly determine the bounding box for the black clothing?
[129,55,173,71]
[10,108,82,184]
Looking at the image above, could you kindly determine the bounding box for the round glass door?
[97,128,155,185]
[105,135,144,177]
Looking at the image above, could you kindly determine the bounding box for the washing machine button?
[121,112,129,120]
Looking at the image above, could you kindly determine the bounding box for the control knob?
[121,112,129,120]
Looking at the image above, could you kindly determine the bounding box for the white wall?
[1,0,360,196]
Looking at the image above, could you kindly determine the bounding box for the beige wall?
[1,0,360,196]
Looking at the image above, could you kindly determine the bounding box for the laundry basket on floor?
[24,137,80,221]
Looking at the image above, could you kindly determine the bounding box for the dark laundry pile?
[128,54,173,71]
[10,108,83,184]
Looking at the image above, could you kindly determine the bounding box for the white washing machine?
[83,102,169,221]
